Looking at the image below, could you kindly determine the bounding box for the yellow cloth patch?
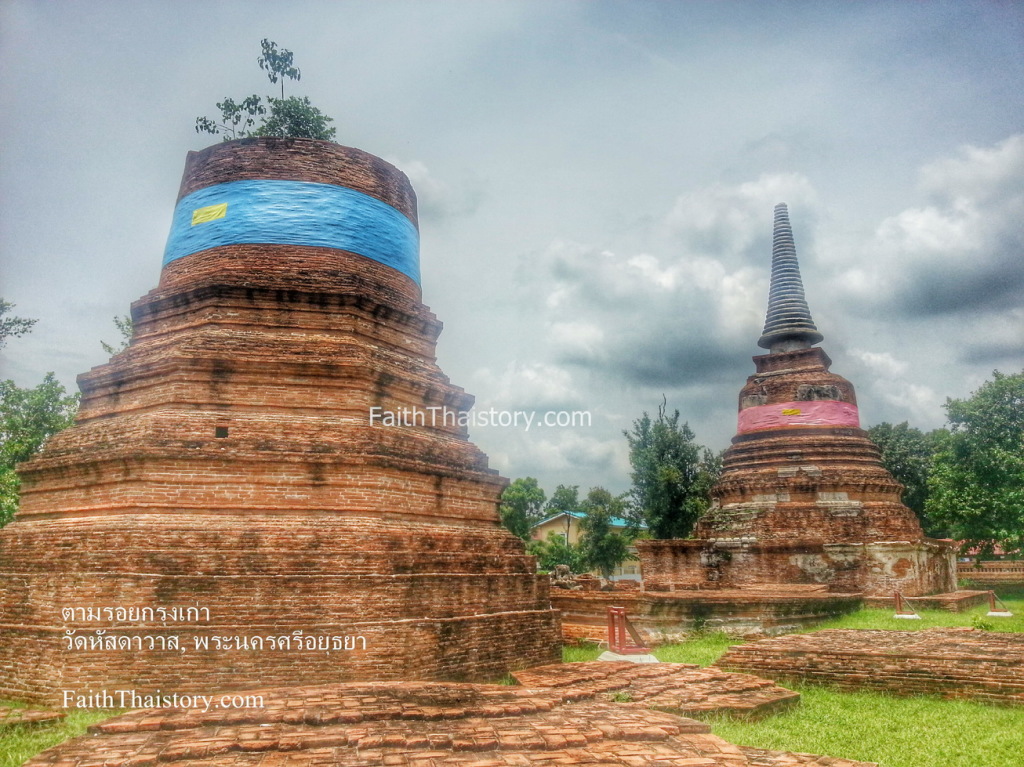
[191,203,228,225]
[781,408,801,416]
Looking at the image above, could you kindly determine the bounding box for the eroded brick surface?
[716,628,1024,704]
[0,706,66,725]
[512,662,800,717]
[637,347,957,599]
[26,674,875,766]
[958,561,1024,586]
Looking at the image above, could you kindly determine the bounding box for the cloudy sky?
[2,1,1022,496]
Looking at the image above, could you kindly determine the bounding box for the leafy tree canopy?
[527,531,586,573]
[196,39,336,142]
[1,373,79,527]
[545,484,582,515]
[926,370,1024,557]
[0,299,81,526]
[867,421,946,536]
[577,486,634,579]
[256,96,337,140]
[258,38,300,99]
[498,476,547,540]
[0,300,36,349]
[624,399,720,539]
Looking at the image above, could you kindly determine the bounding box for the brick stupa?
[639,204,956,597]
[0,138,561,705]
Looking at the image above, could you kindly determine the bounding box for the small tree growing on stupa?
[196,39,336,141]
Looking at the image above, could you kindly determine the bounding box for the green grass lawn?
[556,584,1024,767]
[5,587,1021,766]
[0,706,119,767]
[809,584,1024,634]
[709,684,1024,767]
[561,631,739,665]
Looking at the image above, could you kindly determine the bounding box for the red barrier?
[607,607,650,654]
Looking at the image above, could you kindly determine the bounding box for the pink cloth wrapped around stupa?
[738,400,860,434]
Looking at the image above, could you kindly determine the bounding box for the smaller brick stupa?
[638,204,956,598]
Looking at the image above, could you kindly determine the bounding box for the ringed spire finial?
[757,203,823,352]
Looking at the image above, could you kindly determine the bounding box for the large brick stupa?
[639,204,956,597]
[0,138,561,705]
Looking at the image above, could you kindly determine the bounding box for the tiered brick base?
[552,588,861,641]
[716,628,1024,705]
[0,138,560,704]
[26,669,876,766]
[641,346,957,600]
[0,515,559,705]
[639,539,956,597]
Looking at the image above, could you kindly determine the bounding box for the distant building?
[531,510,644,581]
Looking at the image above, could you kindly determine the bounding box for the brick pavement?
[25,667,875,766]
[0,706,66,725]
[512,662,800,717]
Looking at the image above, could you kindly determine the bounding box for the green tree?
[624,399,719,539]
[926,370,1024,557]
[255,96,337,140]
[1,374,79,526]
[0,301,80,525]
[527,531,586,573]
[578,487,634,579]
[257,38,301,99]
[196,40,335,142]
[544,484,582,515]
[101,314,134,356]
[498,476,547,540]
[195,95,266,140]
[0,469,18,528]
[867,421,946,536]
[0,299,36,349]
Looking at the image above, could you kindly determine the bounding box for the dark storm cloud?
[959,339,1024,367]
[838,135,1024,320]
[897,258,1024,317]
[558,328,748,389]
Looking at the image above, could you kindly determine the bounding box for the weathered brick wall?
[176,138,418,221]
[0,139,561,705]
[716,628,1024,705]
[637,538,956,597]
[958,560,1024,585]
